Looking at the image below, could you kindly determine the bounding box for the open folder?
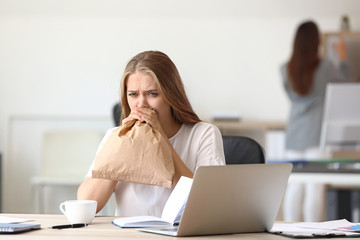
[270,219,360,238]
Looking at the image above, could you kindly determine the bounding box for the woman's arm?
[77,177,117,213]
[77,128,117,213]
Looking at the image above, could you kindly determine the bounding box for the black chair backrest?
[222,135,265,165]
[112,103,121,126]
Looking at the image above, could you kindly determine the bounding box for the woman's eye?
[128,93,137,97]
[149,92,158,96]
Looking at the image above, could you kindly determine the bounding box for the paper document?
[0,216,33,224]
[270,219,360,238]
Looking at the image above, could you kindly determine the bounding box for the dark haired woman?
[281,21,350,222]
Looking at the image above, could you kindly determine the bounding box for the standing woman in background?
[280,20,350,222]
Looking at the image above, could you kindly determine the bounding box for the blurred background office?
[0,0,360,216]
[280,20,351,222]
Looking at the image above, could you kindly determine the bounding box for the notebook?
[0,223,41,233]
[140,163,292,237]
[113,176,192,228]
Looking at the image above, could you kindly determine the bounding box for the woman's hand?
[121,107,193,185]
[333,36,347,61]
[135,107,167,137]
[122,107,167,137]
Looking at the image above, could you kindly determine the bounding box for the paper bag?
[92,120,175,188]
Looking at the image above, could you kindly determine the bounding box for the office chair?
[222,135,265,164]
[113,102,121,126]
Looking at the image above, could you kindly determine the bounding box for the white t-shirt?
[86,122,225,217]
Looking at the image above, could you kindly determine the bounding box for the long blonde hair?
[119,51,201,125]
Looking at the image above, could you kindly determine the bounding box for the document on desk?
[270,219,360,238]
[0,216,33,224]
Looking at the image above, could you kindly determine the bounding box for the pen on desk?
[52,223,88,229]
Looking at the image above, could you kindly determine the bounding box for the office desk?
[0,213,328,240]
[283,160,360,221]
[289,172,360,188]
[212,120,286,150]
[288,160,360,188]
[212,120,286,132]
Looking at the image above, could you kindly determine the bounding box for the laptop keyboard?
[160,227,178,232]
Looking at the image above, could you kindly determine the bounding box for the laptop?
[140,163,292,237]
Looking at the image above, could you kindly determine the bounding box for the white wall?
[1,0,360,213]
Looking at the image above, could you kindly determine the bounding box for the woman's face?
[126,71,172,123]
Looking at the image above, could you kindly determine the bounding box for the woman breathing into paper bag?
[77,51,225,217]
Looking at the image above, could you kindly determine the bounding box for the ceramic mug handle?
[59,202,67,216]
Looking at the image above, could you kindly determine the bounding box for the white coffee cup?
[59,200,97,224]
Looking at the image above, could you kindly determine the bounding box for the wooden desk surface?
[0,213,349,240]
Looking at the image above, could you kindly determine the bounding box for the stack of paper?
[0,216,40,233]
[0,216,33,224]
[270,219,360,238]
